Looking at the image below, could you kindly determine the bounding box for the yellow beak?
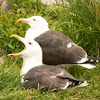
[17,18,28,23]
[8,34,26,59]
[10,34,23,43]
[8,53,21,59]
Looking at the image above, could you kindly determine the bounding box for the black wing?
[35,30,87,65]
[23,65,75,90]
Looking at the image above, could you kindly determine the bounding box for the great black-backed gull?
[8,34,88,90]
[17,16,100,69]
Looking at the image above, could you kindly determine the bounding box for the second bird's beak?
[10,34,24,43]
[8,34,26,59]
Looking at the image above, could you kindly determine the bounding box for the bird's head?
[17,16,49,30]
[8,34,42,59]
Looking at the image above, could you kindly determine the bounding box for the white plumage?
[17,16,100,69]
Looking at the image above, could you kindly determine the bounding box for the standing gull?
[17,16,100,69]
[8,34,88,90]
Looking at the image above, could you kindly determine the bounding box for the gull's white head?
[8,34,43,78]
[17,16,49,30]
[8,34,42,60]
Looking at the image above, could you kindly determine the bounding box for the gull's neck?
[20,54,42,77]
[25,27,50,40]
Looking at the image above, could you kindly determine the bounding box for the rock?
[0,0,12,12]
[41,0,66,5]
[0,48,5,57]
[0,56,4,65]
[0,48,5,65]
[0,0,3,6]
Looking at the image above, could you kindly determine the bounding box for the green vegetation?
[0,0,100,99]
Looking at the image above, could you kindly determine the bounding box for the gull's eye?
[33,19,36,21]
[29,42,32,45]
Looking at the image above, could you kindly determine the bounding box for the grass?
[0,0,100,99]
[0,58,100,99]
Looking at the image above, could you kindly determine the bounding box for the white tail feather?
[78,64,96,69]
[78,81,89,87]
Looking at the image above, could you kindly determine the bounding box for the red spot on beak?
[18,20,22,23]
[11,55,16,59]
